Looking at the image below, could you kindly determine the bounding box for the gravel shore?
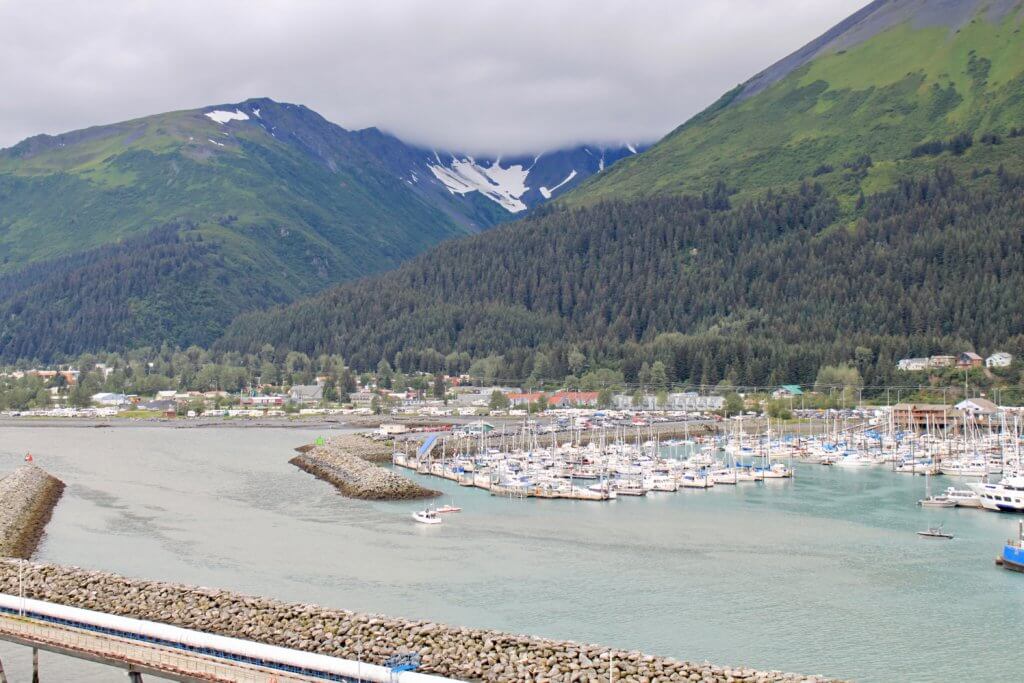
[0,560,841,683]
[291,435,438,500]
[0,465,65,559]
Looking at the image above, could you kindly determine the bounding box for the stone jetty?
[0,466,65,559]
[0,561,840,683]
[291,435,438,500]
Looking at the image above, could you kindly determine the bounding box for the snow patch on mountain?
[429,157,530,213]
[539,170,578,199]
[205,109,250,124]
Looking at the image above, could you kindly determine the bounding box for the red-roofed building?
[548,391,600,408]
[507,392,545,406]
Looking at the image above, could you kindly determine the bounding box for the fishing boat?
[435,502,462,513]
[917,524,953,540]
[412,509,442,525]
[996,521,1024,572]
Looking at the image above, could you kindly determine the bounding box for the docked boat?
[969,476,1024,513]
[679,471,713,489]
[997,521,1024,572]
[412,509,442,525]
[918,473,955,507]
[943,486,981,508]
[917,525,953,540]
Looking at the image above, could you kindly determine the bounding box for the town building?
[772,385,804,399]
[892,403,963,431]
[954,398,999,417]
[896,358,930,372]
[929,355,956,368]
[288,385,324,405]
[91,392,129,407]
[240,394,286,407]
[507,392,545,407]
[547,391,600,408]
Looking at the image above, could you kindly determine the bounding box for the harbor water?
[0,425,1022,682]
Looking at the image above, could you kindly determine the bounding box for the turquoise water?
[0,426,1021,682]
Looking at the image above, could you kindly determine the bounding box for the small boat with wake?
[435,501,462,513]
[412,508,442,525]
[917,524,953,540]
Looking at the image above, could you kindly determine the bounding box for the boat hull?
[1000,544,1024,572]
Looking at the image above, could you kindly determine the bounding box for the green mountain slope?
[0,100,474,281]
[567,1,1024,207]
[0,99,488,358]
[217,165,1024,386]
[214,1,1024,387]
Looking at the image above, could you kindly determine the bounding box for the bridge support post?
[31,647,38,683]
[0,653,8,683]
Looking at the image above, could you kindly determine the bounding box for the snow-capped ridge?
[205,109,250,124]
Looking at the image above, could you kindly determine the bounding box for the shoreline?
[0,466,66,559]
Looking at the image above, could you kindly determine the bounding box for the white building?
[986,352,1013,369]
[91,392,129,406]
[897,358,930,371]
[955,398,999,416]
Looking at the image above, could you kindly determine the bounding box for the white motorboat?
[918,472,955,507]
[679,471,713,489]
[835,452,873,468]
[943,486,981,508]
[759,463,794,479]
[412,509,442,524]
[939,460,990,478]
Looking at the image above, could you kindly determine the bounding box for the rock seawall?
[0,466,65,559]
[0,561,839,682]
[292,436,438,500]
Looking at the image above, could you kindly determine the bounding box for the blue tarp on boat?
[417,434,439,457]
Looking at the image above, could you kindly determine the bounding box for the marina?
[0,425,1022,682]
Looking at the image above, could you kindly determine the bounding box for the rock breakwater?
[292,436,438,500]
[0,465,65,559]
[0,561,840,682]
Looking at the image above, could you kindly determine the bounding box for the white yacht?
[969,476,1024,512]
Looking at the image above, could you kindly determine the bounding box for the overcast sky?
[0,0,869,155]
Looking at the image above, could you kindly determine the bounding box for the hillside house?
[897,358,930,372]
[986,352,1013,369]
[957,352,983,369]
[929,355,957,368]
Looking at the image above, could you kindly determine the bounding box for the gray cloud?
[0,0,869,154]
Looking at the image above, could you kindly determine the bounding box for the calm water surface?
[0,425,1021,682]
